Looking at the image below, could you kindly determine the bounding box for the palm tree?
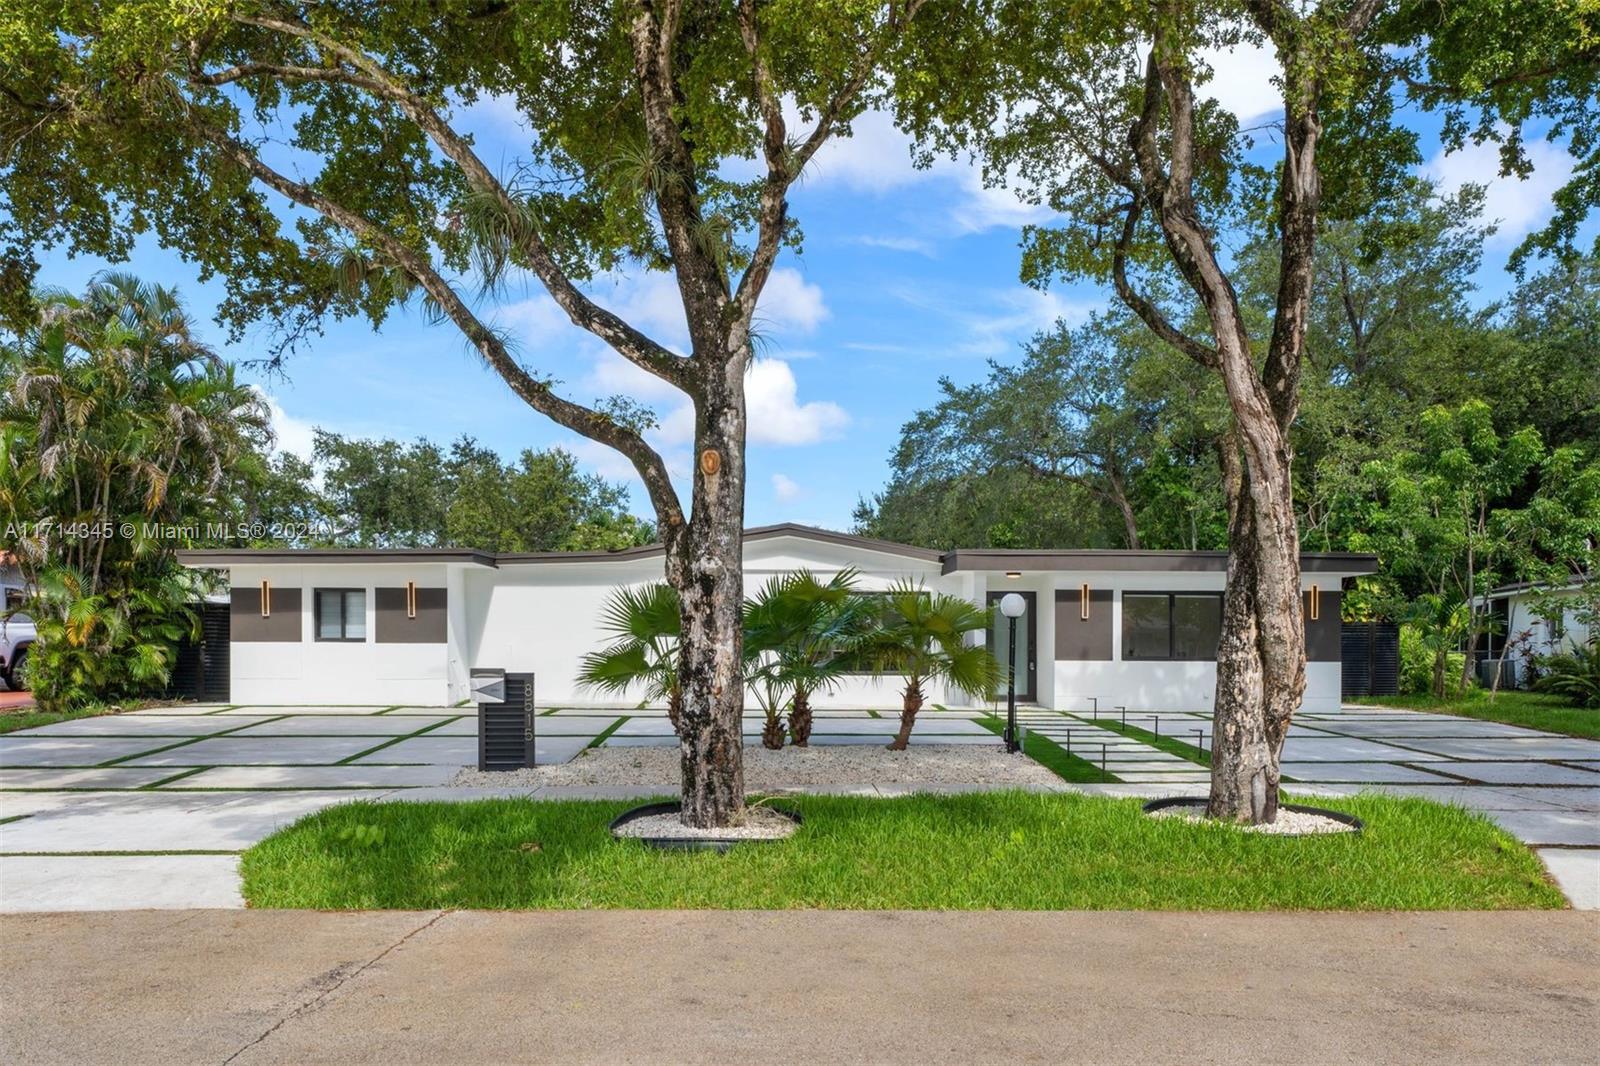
[577,583,684,734]
[860,580,1001,750]
[742,569,870,749]
[3,273,266,710]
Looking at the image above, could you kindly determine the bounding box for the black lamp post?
[998,592,1026,754]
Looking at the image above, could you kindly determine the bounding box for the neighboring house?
[177,524,1377,712]
[1478,577,1594,688]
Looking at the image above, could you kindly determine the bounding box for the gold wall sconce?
[1309,584,1321,621]
[406,581,418,619]
[260,580,272,617]
[1080,583,1091,620]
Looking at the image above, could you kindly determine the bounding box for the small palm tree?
[860,580,1001,750]
[576,583,684,734]
[741,569,869,749]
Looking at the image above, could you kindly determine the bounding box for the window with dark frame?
[315,588,368,642]
[1122,592,1223,661]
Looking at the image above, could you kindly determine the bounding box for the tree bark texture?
[887,678,925,751]
[666,359,750,828]
[788,689,814,747]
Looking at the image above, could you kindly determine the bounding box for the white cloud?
[586,347,683,403]
[771,473,803,502]
[1197,40,1282,123]
[794,105,924,192]
[254,389,315,460]
[746,358,849,445]
[657,357,847,447]
[949,167,1053,234]
[496,293,569,346]
[1423,134,1576,246]
[849,234,938,257]
[892,283,1095,356]
[755,268,830,334]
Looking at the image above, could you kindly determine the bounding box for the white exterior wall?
[213,536,1360,713]
[464,537,958,709]
[1494,587,1592,687]
[1041,571,1344,714]
[227,563,458,706]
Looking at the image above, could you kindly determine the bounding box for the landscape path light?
[999,592,1027,754]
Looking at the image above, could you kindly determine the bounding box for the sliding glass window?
[315,588,367,642]
[1121,592,1222,661]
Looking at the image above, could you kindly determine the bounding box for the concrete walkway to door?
[2,909,1595,1065]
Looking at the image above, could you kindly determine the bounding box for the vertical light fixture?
[259,580,271,618]
[1080,583,1091,621]
[406,581,418,620]
[1309,584,1321,621]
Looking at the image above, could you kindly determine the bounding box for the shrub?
[1534,642,1600,708]
[1399,625,1470,697]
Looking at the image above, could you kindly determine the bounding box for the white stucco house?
[177,524,1377,712]
[1478,576,1594,687]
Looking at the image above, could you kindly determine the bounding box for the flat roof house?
[178,524,1377,713]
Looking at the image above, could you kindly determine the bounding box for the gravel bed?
[449,742,1061,790]
[613,805,799,841]
[1149,801,1357,835]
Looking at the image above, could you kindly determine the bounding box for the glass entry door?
[987,591,1037,703]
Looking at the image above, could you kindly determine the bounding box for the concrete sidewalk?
[2,910,1595,1065]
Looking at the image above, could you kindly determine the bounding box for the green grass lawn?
[240,791,1564,911]
[0,700,138,736]
[972,714,1118,782]
[1366,690,1600,739]
[1089,717,1211,767]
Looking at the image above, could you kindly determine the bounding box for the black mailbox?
[474,669,535,771]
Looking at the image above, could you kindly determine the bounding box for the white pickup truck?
[1,584,34,692]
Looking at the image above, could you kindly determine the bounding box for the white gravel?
[1149,801,1357,835]
[613,805,799,841]
[449,742,1061,790]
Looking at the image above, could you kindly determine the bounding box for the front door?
[987,591,1037,703]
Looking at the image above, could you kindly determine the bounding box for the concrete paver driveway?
[1,702,1596,909]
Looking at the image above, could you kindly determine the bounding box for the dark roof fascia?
[942,550,1380,576]
[1486,575,1592,597]
[181,524,947,569]
[176,548,500,568]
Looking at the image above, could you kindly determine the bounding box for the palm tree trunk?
[887,678,924,751]
[788,688,813,747]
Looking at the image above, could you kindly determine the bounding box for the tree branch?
[195,123,685,528]
[220,12,693,392]
[1111,192,1219,369]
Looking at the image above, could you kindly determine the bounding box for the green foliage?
[1399,623,1469,699]
[576,582,682,716]
[856,313,1227,551]
[1381,0,1600,269]
[1535,642,1600,709]
[236,431,654,552]
[857,580,1001,705]
[1,274,265,710]
[742,569,871,745]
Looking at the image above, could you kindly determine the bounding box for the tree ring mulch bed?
[610,801,802,852]
[1143,797,1363,835]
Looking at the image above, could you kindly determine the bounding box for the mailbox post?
[474,669,536,771]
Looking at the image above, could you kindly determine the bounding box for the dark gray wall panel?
[230,586,301,642]
[1306,589,1342,662]
[1055,588,1113,661]
[375,586,448,644]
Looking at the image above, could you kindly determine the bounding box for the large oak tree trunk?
[668,350,749,829]
[1207,428,1306,823]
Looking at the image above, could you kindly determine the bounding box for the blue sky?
[26,41,1584,532]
